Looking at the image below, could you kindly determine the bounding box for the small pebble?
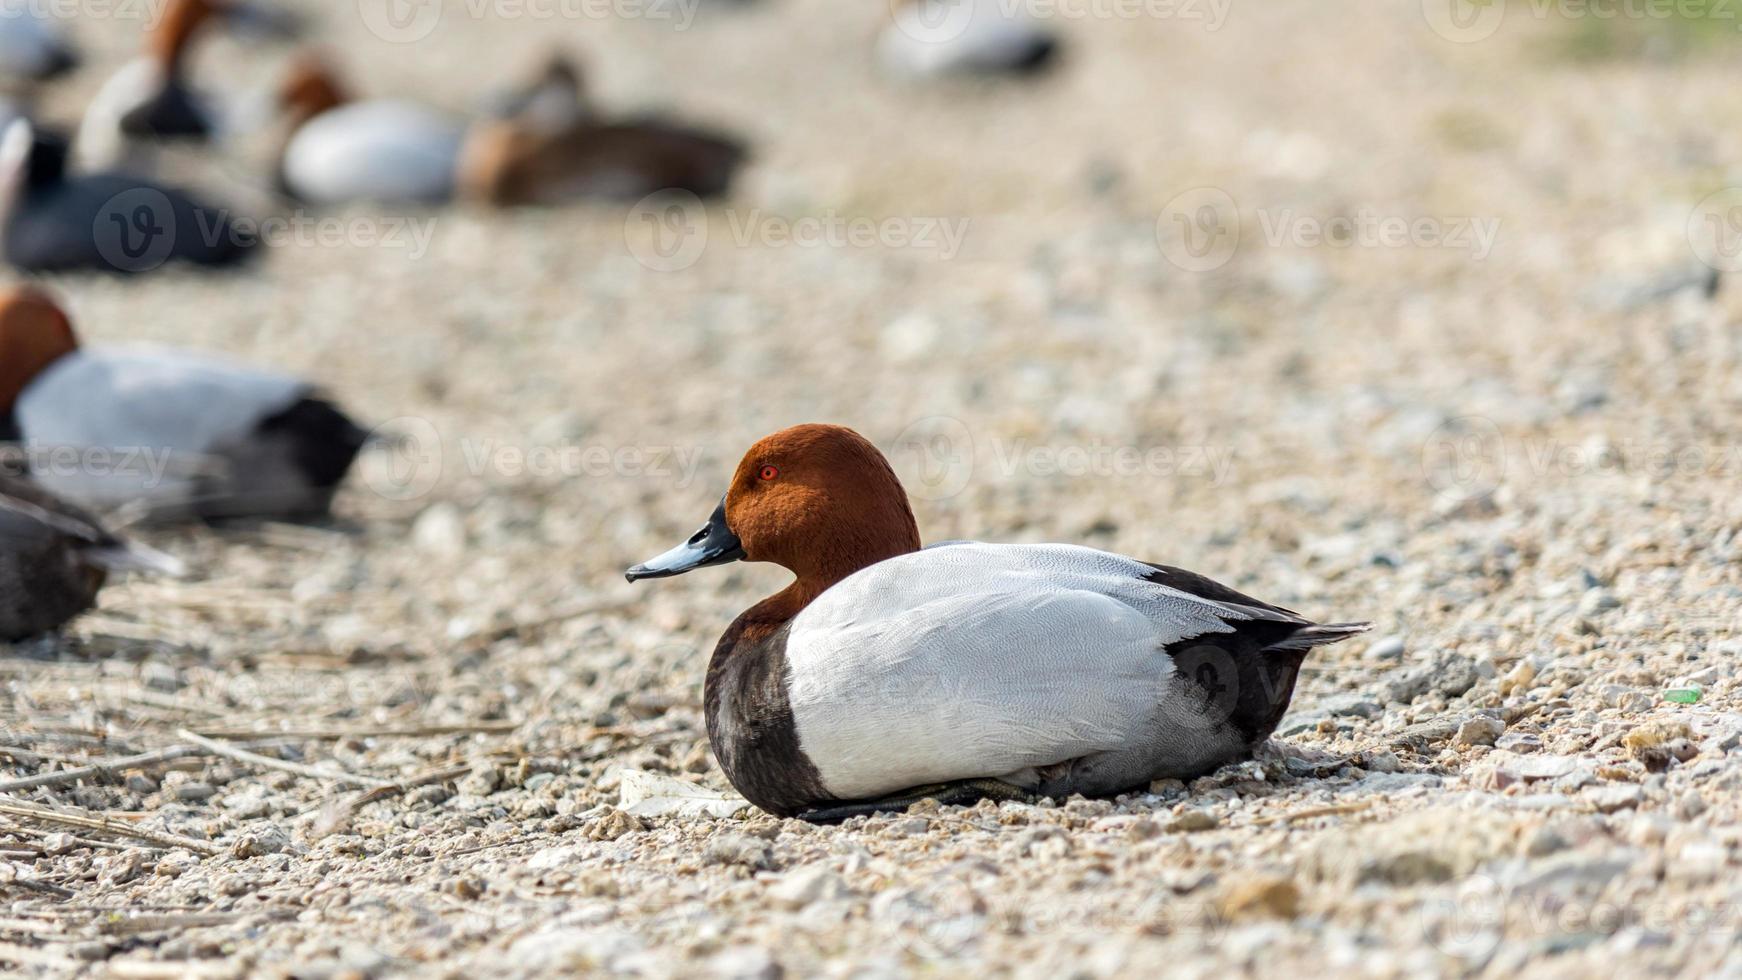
[1456,716,1506,747]
[173,781,217,803]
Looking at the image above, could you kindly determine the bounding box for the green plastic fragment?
[1664,688,1702,705]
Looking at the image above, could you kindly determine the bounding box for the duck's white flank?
[281,100,467,204]
[878,0,1055,77]
[783,543,1261,800]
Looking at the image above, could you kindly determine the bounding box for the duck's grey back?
[15,346,308,512]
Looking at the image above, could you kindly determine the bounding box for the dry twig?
[175,730,394,790]
[0,799,220,856]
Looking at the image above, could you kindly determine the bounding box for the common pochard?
[0,471,183,641]
[0,119,256,273]
[0,286,366,520]
[75,0,299,172]
[275,52,745,206]
[628,424,1368,821]
[878,0,1059,79]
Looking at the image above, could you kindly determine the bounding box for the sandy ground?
[4,0,1742,976]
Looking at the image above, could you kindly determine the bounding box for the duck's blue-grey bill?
[625,495,745,582]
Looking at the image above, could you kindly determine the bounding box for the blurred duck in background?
[878,0,1059,78]
[0,8,78,85]
[0,286,368,521]
[75,0,300,173]
[0,471,184,641]
[276,51,746,206]
[273,51,468,205]
[462,52,745,204]
[0,120,256,272]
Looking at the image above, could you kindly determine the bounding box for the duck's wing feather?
[783,543,1344,799]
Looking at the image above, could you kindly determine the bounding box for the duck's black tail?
[1266,621,1372,653]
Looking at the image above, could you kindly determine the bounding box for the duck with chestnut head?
[0,286,365,521]
[628,424,1368,822]
[74,0,301,173]
[274,51,744,207]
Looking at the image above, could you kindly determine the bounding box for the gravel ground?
[4,1,1742,977]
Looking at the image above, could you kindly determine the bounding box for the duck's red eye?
[759,465,779,481]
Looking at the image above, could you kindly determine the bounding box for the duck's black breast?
[118,81,213,141]
[703,618,831,817]
[0,477,107,640]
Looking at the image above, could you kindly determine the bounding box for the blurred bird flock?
[0,0,1737,976]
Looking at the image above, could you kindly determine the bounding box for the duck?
[272,52,469,205]
[878,0,1060,79]
[0,119,256,273]
[276,51,745,206]
[0,8,78,84]
[627,424,1368,822]
[74,0,299,173]
[0,471,184,642]
[0,286,367,520]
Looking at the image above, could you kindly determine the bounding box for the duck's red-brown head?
[149,0,223,71]
[276,52,348,128]
[627,424,922,602]
[149,0,304,72]
[0,286,77,415]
